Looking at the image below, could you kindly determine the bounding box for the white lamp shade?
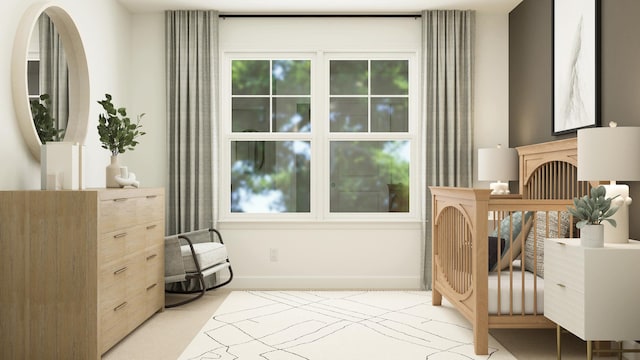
[478,147,518,181]
[577,127,640,181]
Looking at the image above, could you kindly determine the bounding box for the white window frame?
[219,50,420,222]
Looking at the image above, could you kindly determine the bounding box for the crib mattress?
[488,270,544,315]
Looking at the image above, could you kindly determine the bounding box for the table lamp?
[478,145,518,195]
[577,123,640,243]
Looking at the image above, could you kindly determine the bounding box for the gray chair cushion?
[181,242,228,273]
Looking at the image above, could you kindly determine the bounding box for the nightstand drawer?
[545,278,585,338]
[544,239,585,293]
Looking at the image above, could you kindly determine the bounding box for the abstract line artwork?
[178,291,515,360]
[553,0,599,134]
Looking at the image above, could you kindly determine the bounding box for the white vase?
[580,224,604,248]
[106,155,121,188]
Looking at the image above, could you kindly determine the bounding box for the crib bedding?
[488,270,544,315]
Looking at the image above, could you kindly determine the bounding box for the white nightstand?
[545,238,640,359]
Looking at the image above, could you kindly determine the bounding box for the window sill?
[216,219,423,231]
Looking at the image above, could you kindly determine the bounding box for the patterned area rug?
[178,291,515,360]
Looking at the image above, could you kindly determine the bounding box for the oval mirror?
[12,3,89,161]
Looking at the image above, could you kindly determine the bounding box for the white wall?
[120,13,166,188]
[0,0,134,190]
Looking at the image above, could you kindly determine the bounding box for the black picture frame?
[552,0,600,135]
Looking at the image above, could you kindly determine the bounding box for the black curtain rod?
[220,14,421,18]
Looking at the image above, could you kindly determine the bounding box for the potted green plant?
[97,93,145,187]
[567,185,619,247]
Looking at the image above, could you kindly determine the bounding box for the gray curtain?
[422,10,475,289]
[39,12,69,137]
[165,10,219,235]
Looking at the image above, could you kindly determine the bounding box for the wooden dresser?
[0,188,165,359]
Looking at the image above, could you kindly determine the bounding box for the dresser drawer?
[137,194,164,222]
[100,260,130,302]
[144,243,164,284]
[99,226,147,265]
[100,196,139,233]
[100,254,142,291]
[143,221,164,247]
[143,280,164,319]
[144,280,164,318]
[99,298,130,354]
[125,288,149,335]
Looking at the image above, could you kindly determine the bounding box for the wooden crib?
[430,138,593,355]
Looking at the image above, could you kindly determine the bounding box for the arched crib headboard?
[516,138,593,199]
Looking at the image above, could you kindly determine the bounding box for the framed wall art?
[553,0,600,135]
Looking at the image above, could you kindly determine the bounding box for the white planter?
[106,155,121,188]
[41,142,80,190]
[580,224,604,248]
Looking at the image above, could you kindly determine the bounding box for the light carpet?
[178,290,515,360]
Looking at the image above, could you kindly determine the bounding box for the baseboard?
[224,276,422,290]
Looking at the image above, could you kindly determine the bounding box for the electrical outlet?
[269,248,278,262]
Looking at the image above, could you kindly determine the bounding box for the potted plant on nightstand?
[567,185,619,247]
[97,93,145,188]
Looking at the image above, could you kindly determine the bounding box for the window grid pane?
[231,140,311,213]
[329,60,409,134]
[232,59,311,133]
[330,141,410,213]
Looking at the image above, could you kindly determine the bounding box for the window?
[222,53,417,219]
[329,59,410,213]
[230,59,312,213]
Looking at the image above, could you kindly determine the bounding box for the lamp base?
[490,181,510,195]
[603,184,632,244]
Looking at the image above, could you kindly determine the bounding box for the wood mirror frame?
[11,3,89,161]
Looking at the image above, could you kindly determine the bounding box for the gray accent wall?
[509,0,640,239]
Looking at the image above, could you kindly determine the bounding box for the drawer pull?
[113,266,128,275]
[558,242,566,246]
[556,283,566,288]
[146,224,157,230]
[113,232,128,239]
[146,195,158,199]
[146,283,158,291]
[113,198,128,203]
[146,254,157,261]
[114,302,128,312]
